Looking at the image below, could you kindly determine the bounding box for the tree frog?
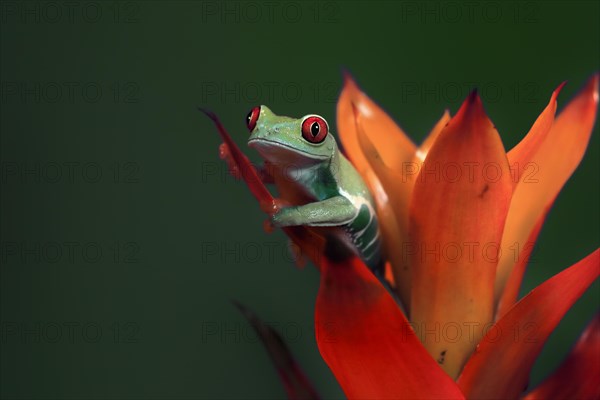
[243,105,384,277]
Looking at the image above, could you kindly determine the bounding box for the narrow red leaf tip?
[315,256,465,399]
[200,108,276,214]
[467,88,479,104]
[233,301,321,400]
[458,249,600,400]
[524,313,600,400]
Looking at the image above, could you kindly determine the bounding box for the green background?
[1,1,598,399]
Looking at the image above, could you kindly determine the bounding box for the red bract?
[205,73,599,399]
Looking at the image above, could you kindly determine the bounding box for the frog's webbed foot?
[271,196,357,228]
[262,198,294,234]
[262,218,276,234]
[219,143,242,179]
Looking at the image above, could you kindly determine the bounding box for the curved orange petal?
[336,72,416,173]
[495,209,547,320]
[415,110,452,163]
[315,256,465,399]
[524,313,600,400]
[354,111,452,310]
[506,83,564,186]
[337,75,417,307]
[354,116,411,308]
[409,91,513,378]
[457,249,600,399]
[495,74,599,309]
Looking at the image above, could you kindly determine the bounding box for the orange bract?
[409,91,513,378]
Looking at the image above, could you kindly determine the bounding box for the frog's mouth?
[248,138,329,163]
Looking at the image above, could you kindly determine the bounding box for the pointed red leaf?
[409,91,513,378]
[457,249,600,399]
[315,256,464,399]
[524,313,600,400]
[234,301,321,400]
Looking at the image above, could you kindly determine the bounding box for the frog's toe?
[262,218,276,234]
[270,212,285,228]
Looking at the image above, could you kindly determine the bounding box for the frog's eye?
[301,116,328,144]
[246,106,260,132]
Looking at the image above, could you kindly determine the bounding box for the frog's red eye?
[301,116,328,144]
[246,106,260,132]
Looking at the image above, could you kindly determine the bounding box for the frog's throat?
[248,138,329,161]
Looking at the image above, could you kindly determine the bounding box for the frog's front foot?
[262,218,276,234]
[270,209,287,228]
[218,143,241,179]
[271,205,300,228]
[263,198,294,232]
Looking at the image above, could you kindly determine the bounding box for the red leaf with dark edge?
[409,91,513,378]
[524,313,600,400]
[233,301,321,400]
[457,249,600,400]
[315,256,465,399]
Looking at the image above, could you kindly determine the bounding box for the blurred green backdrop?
[1,1,598,399]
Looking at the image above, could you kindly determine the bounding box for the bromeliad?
[202,72,600,399]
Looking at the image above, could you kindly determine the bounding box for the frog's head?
[246,105,336,166]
